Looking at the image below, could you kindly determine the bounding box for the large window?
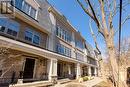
[87,57,97,65]
[56,25,71,43]
[25,29,40,45]
[75,39,84,50]
[76,52,84,61]
[22,1,37,19]
[15,0,23,9]
[22,1,30,14]
[30,7,37,18]
[25,30,33,42]
[56,43,71,57]
[0,18,20,37]
[33,34,40,45]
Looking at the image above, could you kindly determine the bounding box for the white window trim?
[28,6,31,15]
[35,9,38,19]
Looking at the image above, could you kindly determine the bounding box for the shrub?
[83,76,89,81]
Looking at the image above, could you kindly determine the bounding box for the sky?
[48,0,130,57]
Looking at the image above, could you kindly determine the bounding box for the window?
[56,43,71,57]
[22,1,37,19]
[15,0,23,9]
[22,1,30,14]
[0,26,5,32]
[56,24,71,43]
[30,7,36,18]
[76,52,84,61]
[33,34,40,45]
[25,29,40,45]
[0,18,20,37]
[75,39,84,50]
[87,57,97,65]
[0,70,2,77]
[25,30,33,42]
[56,26,59,36]
[7,28,18,36]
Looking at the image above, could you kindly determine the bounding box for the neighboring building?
[0,0,99,85]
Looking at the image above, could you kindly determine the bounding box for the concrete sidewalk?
[52,77,103,87]
[82,77,103,87]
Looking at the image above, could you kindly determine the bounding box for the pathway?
[51,77,103,87]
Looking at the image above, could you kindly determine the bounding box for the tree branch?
[77,0,105,38]
[77,0,95,20]
[89,19,101,54]
[114,14,130,35]
[87,0,100,27]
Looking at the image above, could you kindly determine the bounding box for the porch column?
[71,32,76,58]
[68,64,71,75]
[47,59,57,82]
[94,67,97,76]
[76,63,81,79]
[88,66,91,77]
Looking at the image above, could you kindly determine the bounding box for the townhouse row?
[0,0,99,84]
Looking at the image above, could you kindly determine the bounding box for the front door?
[23,58,35,79]
[57,63,63,79]
[127,67,130,85]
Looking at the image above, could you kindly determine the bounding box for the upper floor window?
[0,18,20,37]
[0,26,5,32]
[87,57,97,65]
[56,25,71,43]
[22,1,37,19]
[76,52,84,61]
[25,29,40,45]
[56,43,71,57]
[22,1,30,14]
[25,30,33,42]
[75,39,84,50]
[14,0,23,9]
[33,34,40,45]
[30,7,37,18]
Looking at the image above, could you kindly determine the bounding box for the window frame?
[56,43,71,57]
[24,28,40,45]
[0,19,20,37]
[25,29,33,42]
[22,0,37,19]
[33,32,40,45]
[56,24,72,43]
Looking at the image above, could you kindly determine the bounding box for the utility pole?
[118,0,122,87]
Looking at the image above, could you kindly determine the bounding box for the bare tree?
[77,0,130,87]
[0,43,22,78]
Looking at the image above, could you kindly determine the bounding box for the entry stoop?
[9,81,53,87]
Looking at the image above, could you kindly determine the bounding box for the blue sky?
[48,0,130,56]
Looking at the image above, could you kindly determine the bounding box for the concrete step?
[9,81,53,87]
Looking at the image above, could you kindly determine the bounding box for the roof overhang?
[0,36,98,67]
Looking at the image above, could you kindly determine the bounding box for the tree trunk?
[106,37,127,87]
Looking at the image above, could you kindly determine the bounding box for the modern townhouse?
[0,0,99,85]
[48,6,98,79]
